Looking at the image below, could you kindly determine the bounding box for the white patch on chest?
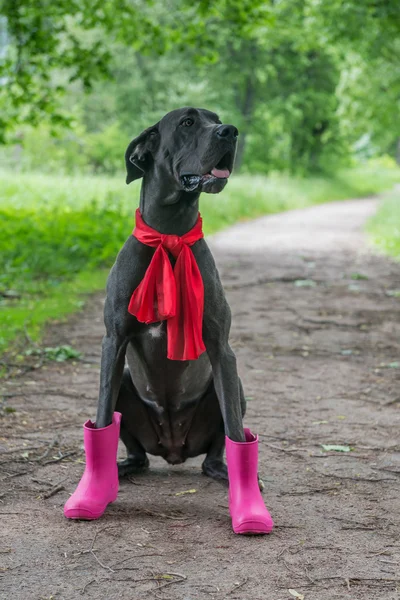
[148,323,164,339]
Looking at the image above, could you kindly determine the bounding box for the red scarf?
[128,209,206,361]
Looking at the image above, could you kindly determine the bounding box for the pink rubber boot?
[64,412,121,520]
[225,428,274,534]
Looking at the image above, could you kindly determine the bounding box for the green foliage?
[0,169,138,210]
[13,123,88,173]
[0,201,129,293]
[0,121,129,174]
[367,191,400,259]
[0,268,108,355]
[25,345,81,361]
[0,0,158,137]
[85,123,128,174]
[321,445,351,453]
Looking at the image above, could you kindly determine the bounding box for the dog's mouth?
[180,151,234,192]
[204,151,233,181]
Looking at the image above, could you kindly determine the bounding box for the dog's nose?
[215,124,239,140]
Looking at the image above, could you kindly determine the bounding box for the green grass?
[1,163,399,356]
[1,269,109,354]
[367,188,400,259]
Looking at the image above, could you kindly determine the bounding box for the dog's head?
[125,107,238,194]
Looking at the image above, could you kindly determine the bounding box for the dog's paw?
[202,458,228,484]
[118,455,149,478]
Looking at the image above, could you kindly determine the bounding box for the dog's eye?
[181,118,194,127]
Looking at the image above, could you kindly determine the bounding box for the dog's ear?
[125,124,160,184]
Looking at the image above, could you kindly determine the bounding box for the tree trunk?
[235,132,247,172]
[234,74,255,172]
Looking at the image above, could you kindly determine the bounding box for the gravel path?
[1,198,400,600]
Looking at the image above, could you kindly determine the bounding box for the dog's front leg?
[96,251,145,428]
[200,256,245,442]
[64,255,139,521]
[205,339,245,443]
[201,256,274,534]
[96,333,128,428]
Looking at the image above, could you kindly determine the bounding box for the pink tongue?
[211,168,230,179]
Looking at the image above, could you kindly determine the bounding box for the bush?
[2,122,129,175]
[0,202,130,294]
[12,123,88,174]
[85,123,129,174]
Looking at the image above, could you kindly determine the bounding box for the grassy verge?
[1,163,399,356]
[1,270,109,356]
[367,187,400,260]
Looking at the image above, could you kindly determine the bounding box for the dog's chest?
[140,320,168,351]
[147,323,164,339]
[127,329,212,463]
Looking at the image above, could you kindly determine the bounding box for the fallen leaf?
[321,444,351,452]
[294,279,316,287]
[175,489,197,496]
[378,361,399,369]
[289,589,305,600]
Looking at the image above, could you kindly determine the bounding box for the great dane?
[97,107,246,482]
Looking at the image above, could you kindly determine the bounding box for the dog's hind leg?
[202,431,228,483]
[115,369,150,477]
[118,425,149,477]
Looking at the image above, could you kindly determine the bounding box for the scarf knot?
[128,209,206,361]
[160,233,182,257]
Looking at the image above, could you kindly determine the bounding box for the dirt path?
[1,198,400,600]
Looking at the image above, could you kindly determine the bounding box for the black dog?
[96,107,247,483]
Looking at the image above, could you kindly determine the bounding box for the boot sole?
[65,508,103,520]
[64,491,118,520]
[233,520,274,535]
